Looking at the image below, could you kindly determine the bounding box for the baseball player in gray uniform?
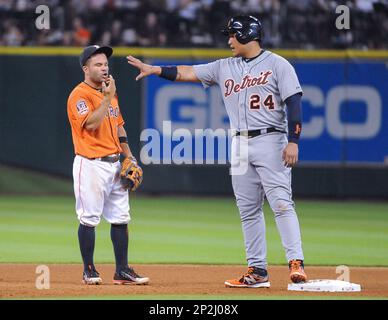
[127,15,307,288]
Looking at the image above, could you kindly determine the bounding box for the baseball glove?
[120,156,143,191]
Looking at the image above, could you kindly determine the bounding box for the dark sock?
[111,224,129,273]
[78,224,95,271]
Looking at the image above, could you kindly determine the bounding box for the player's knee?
[78,215,101,227]
[269,199,295,216]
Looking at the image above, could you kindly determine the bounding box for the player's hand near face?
[102,75,116,100]
[126,55,160,81]
[282,142,298,167]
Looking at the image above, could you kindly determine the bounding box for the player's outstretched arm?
[126,55,199,82]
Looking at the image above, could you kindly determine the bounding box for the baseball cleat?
[225,267,270,288]
[82,266,102,285]
[289,259,307,283]
[113,266,149,285]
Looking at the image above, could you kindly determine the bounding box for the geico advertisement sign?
[150,84,382,140]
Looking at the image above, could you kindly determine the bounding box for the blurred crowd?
[0,0,387,49]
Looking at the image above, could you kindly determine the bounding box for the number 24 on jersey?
[249,94,275,110]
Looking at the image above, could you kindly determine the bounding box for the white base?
[288,279,361,292]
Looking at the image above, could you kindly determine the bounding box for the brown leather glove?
[120,156,143,191]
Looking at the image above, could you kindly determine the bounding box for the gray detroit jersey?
[194,50,305,268]
[193,50,303,131]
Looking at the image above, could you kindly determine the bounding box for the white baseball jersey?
[193,50,303,132]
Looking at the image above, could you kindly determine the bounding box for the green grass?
[0,165,72,195]
[0,196,387,266]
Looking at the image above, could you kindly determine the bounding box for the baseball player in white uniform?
[127,15,307,288]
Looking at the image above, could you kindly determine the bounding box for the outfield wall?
[0,47,387,199]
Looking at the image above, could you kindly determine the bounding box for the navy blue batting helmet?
[221,15,263,44]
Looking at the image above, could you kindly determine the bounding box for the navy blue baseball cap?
[79,45,113,68]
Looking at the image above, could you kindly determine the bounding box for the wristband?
[119,136,128,144]
[160,66,178,81]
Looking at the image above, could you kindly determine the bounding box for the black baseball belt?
[235,127,286,138]
[89,154,120,163]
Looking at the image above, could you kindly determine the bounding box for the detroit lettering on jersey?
[193,51,303,131]
[224,71,273,97]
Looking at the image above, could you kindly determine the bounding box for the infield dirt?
[1,264,387,299]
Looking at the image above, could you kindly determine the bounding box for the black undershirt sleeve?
[285,92,303,144]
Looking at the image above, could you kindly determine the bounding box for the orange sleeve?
[68,90,94,129]
[117,105,125,127]
[117,112,125,127]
